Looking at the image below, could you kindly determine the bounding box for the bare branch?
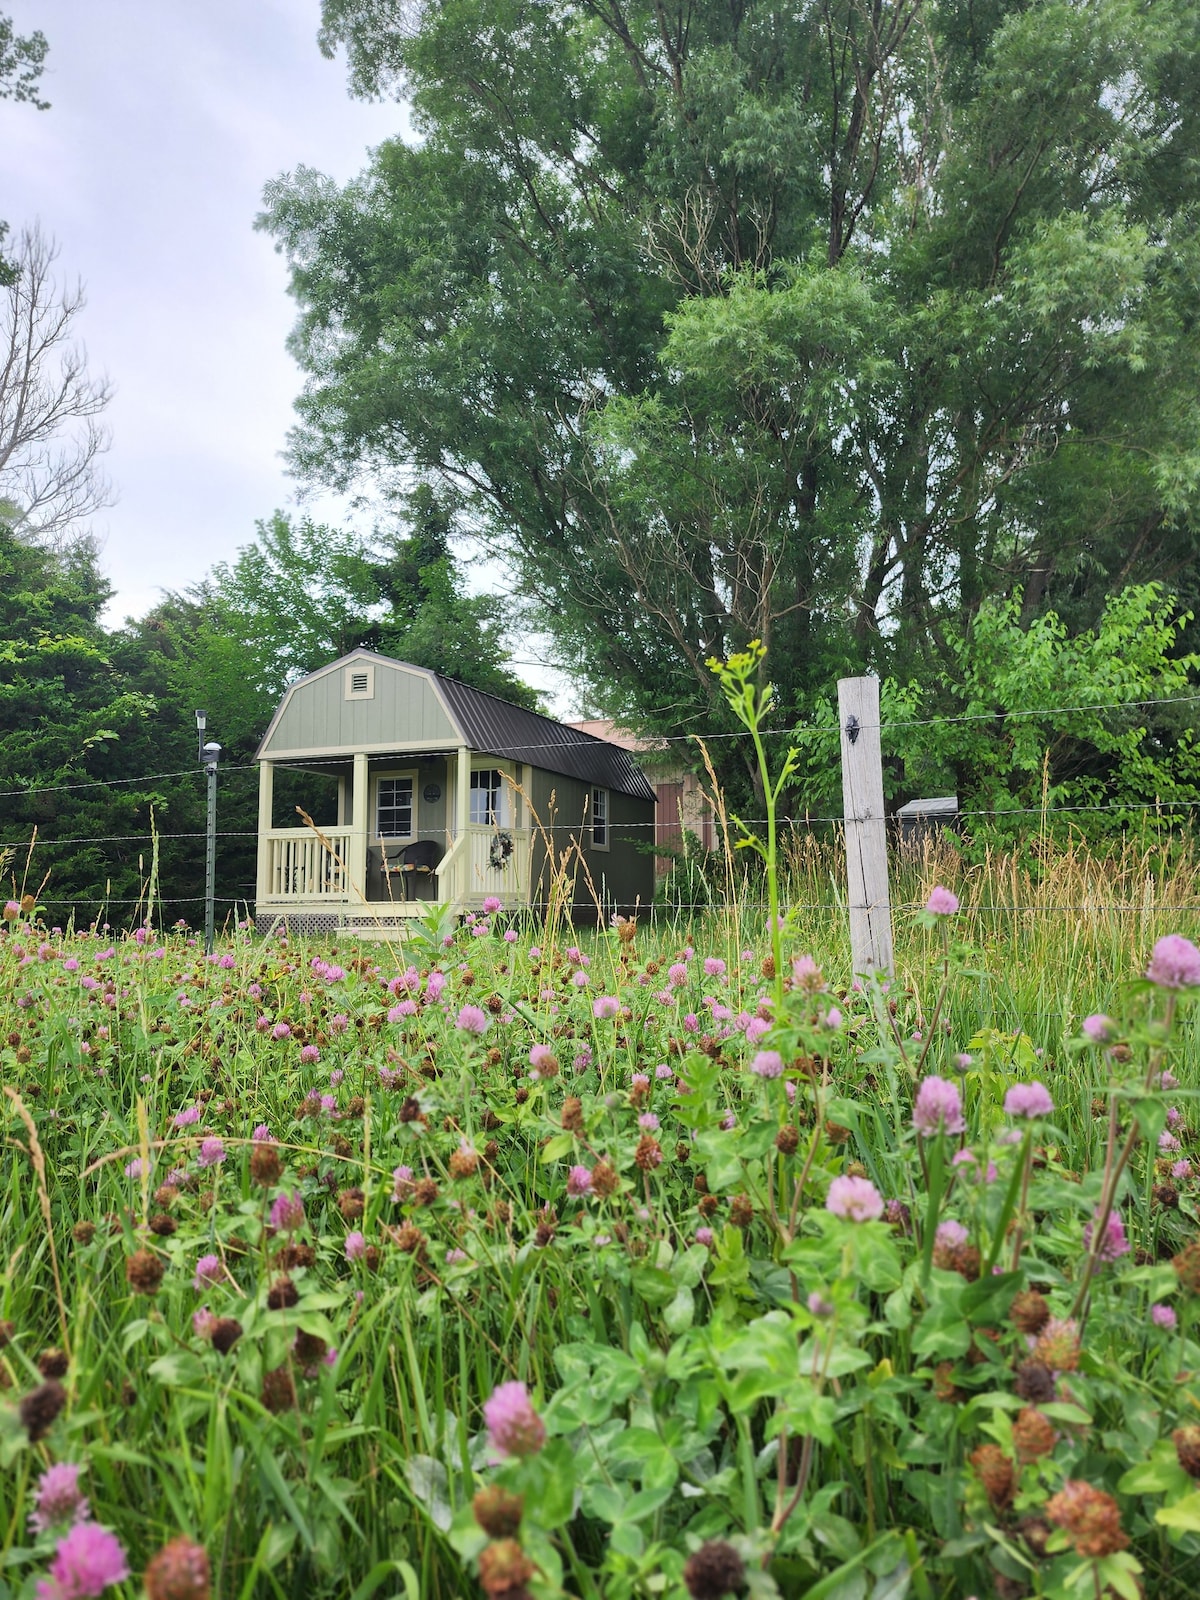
[0,226,113,545]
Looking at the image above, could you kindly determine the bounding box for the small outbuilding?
[253,649,656,936]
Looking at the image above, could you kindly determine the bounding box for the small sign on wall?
[423,783,442,804]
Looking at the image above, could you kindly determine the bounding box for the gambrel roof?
[257,650,656,803]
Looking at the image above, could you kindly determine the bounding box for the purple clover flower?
[750,1050,784,1079]
[270,1191,305,1235]
[192,1253,222,1291]
[484,1381,546,1458]
[455,1004,489,1036]
[1003,1081,1054,1119]
[925,885,959,915]
[1083,1207,1131,1264]
[1081,1014,1114,1043]
[35,1522,129,1599]
[912,1075,965,1137]
[28,1463,89,1535]
[934,1220,968,1250]
[196,1137,225,1168]
[1146,934,1200,989]
[826,1175,884,1222]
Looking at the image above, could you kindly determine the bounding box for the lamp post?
[196,711,221,954]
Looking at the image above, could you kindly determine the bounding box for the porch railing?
[261,828,351,900]
[258,824,530,906]
[443,826,531,904]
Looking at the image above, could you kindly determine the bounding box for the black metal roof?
[431,672,656,803]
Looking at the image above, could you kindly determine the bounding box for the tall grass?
[0,831,1197,1598]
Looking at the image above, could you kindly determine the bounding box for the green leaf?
[1155,1491,1200,1532]
[147,1352,207,1387]
[540,1132,573,1164]
[664,1286,695,1334]
[631,1265,677,1307]
[348,1559,420,1600]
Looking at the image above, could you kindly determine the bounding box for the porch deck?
[256,821,533,937]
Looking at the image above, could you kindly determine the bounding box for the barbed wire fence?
[3,684,1199,931]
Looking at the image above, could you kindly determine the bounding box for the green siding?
[264,662,459,755]
[528,769,653,919]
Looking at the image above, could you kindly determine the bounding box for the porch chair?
[381,839,443,901]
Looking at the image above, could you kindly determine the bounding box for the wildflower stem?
[983,1127,1031,1281]
[1008,1129,1036,1274]
[919,1133,946,1289]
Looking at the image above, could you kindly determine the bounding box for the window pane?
[470,769,505,825]
[377,777,413,837]
[591,787,607,846]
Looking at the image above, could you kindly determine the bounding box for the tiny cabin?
[253,650,656,936]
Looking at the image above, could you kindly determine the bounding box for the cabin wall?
[527,769,654,920]
[263,663,458,755]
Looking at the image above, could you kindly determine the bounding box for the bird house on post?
[837,676,894,979]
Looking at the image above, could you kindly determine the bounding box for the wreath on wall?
[488,831,514,870]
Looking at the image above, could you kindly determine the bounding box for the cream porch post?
[455,746,471,840]
[348,752,369,904]
[255,760,274,904]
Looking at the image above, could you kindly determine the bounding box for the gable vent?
[345,664,375,700]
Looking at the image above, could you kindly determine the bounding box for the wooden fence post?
[837,676,894,978]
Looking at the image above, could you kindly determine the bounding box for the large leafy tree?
[263,0,1200,794]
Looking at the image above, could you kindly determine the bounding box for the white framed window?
[470,768,507,826]
[376,773,416,840]
[590,786,609,850]
[345,663,375,700]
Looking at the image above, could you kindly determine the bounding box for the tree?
[198,505,539,707]
[262,0,1200,795]
[0,12,46,105]
[789,583,1200,844]
[0,228,112,544]
[0,520,163,917]
[0,13,49,284]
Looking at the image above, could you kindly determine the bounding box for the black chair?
[381,839,443,901]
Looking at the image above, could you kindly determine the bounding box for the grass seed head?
[1009,1290,1050,1335]
[144,1536,211,1600]
[1014,1361,1057,1403]
[210,1318,243,1355]
[472,1486,524,1539]
[969,1443,1015,1511]
[1046,1480,1128,1558]
[1173,1425,1200,1478]
[19,1379,66,1441]
[682,1539,747,1599]
[37,1348,68,1380]
[125,1248,164,1296]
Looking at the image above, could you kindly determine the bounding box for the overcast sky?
[0,1,573,709]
